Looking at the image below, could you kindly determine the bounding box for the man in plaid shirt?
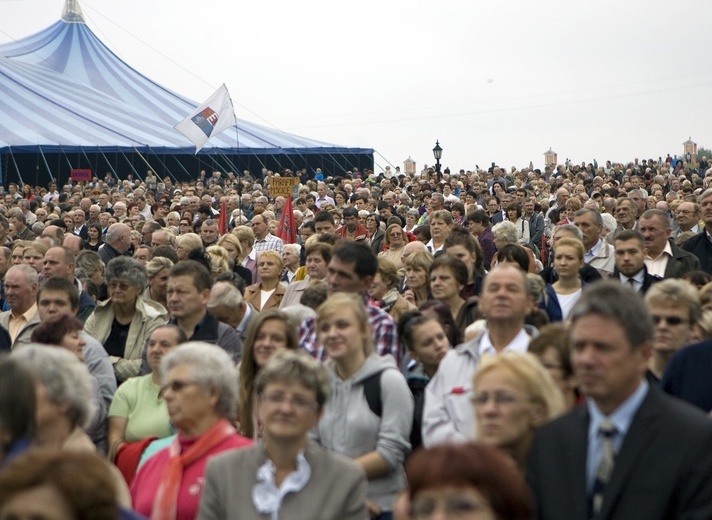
[298,242,400,365]
[250,213,284,253]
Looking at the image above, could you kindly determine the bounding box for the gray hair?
[553,223,583,241]
[160,342,238,420]
[255,349,331,408]
[7,264,39,286]
[207,282,243,309]
[574,208,603,228]
[283,243,301,256]
[492,221,519,245]
[629,188,648,200]
[600,213,617,234]
[281,304,316,330]
[570,281,653,349]
[12,345,92,428]
[145,256,174,278]
[697,188,712,204]
[105,257,147,292]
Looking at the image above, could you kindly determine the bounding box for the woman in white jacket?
[313,293,413,520]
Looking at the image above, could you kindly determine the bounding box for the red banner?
[218,201,228,235]
[277,196,297,244]
[70,168,92,181]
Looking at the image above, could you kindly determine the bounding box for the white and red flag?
[174,84,236,153]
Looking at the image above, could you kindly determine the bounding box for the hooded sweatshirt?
[314,354,413,512]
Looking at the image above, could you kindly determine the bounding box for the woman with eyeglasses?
[378,223,408,271]
[314,293,413,520]
[472,352,565,470]
[85,257,168,382]
[130,343,252,519]
[178,218,192,234]
[400,442,533,520]
[199,349,369,520]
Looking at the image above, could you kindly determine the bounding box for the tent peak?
[62,0,85,24]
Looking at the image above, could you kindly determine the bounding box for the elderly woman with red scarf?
[130,343,252,520]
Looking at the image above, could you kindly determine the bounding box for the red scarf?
[151,418,235,520]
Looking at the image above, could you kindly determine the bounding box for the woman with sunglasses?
[130,343,252,519]
[378,223,408,271]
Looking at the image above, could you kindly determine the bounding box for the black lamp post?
[432,140,443,181]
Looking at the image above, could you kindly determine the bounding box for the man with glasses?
[672,201,700,239]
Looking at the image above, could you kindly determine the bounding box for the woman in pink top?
[130,343,252,520]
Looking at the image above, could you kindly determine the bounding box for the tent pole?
[97,149,120,182]
[8,148,25,186]
[118,149,141,180]
[38,146,56,183]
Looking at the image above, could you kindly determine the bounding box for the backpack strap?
[361,372,383,418]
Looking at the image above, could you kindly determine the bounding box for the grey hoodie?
[313,354,413,512]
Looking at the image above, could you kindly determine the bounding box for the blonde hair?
[257,250,284,273]
[206,246,231,276]
[316,293,373,356]
[554,237,585,260]
[175,233,202,254]
[473,352,565,428]
[233,226,255,247]
[218,233,243,259]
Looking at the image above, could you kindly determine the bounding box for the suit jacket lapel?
[598,388,661,520]
[569,405,591,519]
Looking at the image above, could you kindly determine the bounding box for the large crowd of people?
[1,154,712,519]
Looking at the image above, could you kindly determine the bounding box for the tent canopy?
[0,1,372,175]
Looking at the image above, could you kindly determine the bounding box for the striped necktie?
[591,419,617,518]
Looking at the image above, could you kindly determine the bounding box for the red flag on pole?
[277,196,297,244]
[218,200,228,235]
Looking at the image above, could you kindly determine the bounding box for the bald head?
[105,223,132,253]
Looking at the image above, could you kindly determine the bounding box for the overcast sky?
[3,0,712,173]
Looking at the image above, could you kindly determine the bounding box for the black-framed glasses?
[410,496,490,518]
[471,391,524,407]
[158,379,199,398]
[651,315,687,326]
[260,392,318,412]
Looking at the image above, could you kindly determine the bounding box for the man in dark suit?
[612,230,661,295]
[639,210,700,279]
[527,282,712,520]
[681,188,712,274]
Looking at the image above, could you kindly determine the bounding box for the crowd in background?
[0,152,712,519]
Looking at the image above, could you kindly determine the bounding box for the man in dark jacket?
[166,260,240,362]
[682,188,712,275]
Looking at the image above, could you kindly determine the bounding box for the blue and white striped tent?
[0,0,372,183]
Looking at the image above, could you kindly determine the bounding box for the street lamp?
[432,140,443,181]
